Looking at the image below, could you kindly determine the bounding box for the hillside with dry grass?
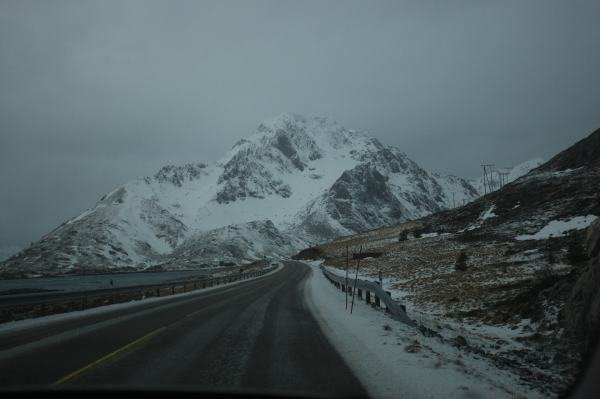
[296,128,600,395]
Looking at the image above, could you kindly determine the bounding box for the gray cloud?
[1,0,599,247]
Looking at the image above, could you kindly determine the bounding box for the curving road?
[0,262,366,397]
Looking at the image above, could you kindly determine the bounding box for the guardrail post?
[358,288,362,299]
[385,291,392,313]
[366,290,370,304]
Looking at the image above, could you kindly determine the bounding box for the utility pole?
[481,164,488,195]
[498,169,509,187]
[481,164,495,194]
[489,164,496,191]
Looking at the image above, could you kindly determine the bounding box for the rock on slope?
[306,127,600,395]
[1,114,478,277]
[562,219,600,355]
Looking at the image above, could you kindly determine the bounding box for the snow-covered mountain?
[470,158,544,195]
[0,114,479,277]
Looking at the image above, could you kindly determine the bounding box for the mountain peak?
[251,113,361,145]
[221,113,369,168]
[260,112,309,129]
[259,113,335,131]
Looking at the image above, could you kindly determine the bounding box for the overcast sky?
[1,0,599,249]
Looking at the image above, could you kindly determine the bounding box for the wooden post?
[358,288,362,299]
[385,292,392,313]
[375,295,380,307]
[350,246,363,314]
[345,245,349,309]
[366,290,371,304]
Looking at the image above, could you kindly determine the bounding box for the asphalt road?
[0,262,367,397]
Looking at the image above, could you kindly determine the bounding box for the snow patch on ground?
[304,261,541,399]
[480,205,496,221]
[516,215,598,241]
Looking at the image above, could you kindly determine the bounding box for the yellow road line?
[53,326,166,385]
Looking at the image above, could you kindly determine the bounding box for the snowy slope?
[1,113,479,276]
[161,220,297,269]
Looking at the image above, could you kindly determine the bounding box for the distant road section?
[0,262,366,397]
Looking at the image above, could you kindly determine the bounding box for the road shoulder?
[302,261,541,399]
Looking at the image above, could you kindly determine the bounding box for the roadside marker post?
[350,246,363,314]
[345,245,349,310]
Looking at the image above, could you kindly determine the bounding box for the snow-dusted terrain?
[1,114,479,277]
[304,261,541,398]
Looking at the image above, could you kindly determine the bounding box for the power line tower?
[498,169,510,187]
[481,164,495,194]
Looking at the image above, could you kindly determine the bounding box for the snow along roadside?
[0,263,284,334]
[303,261,542,399]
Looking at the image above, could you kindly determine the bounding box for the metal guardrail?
[321,266,415,326]
[0,266,278,319]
